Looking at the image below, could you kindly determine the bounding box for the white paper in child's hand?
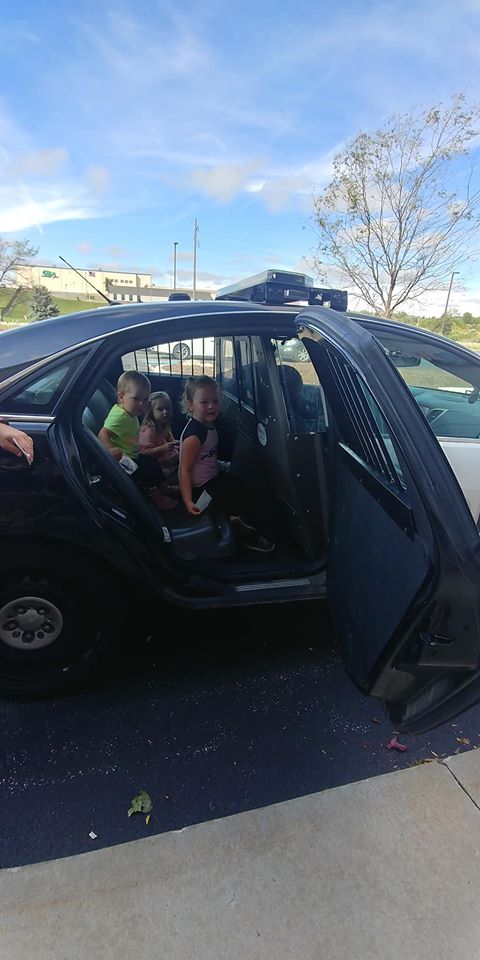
[195,490,212,512]
[119,454,138,474]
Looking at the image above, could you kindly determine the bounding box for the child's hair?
[142,391,173,429]
[180,375,218,414]
[117,370,151,396]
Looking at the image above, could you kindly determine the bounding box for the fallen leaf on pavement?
[371,718,382,724]
[88,831,98,840]
[128,790,153,818]
[145,814,151,826]
[386,736,408,752]
[456,737,471,745]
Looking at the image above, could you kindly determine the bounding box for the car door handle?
[88,473,102,485]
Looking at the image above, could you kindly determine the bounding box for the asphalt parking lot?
[2,601,479,868]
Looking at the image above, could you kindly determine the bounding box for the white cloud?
[188,149,336,210]
[261,174,313,213]
[245,180,266,194]
[0,183,102,232]
[190,161,263,203]
[86,165,110,194]
[10,148,69,178]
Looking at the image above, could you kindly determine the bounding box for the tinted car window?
[322,346,404,490]
[0,359,80,415]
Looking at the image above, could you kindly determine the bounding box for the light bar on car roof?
[215,269,347,311]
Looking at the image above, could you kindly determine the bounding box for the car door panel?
[297,306,480,732]
[329,446,431,686]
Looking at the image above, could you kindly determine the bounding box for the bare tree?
[313,94,480,317]
[0,238,39,287]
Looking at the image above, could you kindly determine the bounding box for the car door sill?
[235,577,313,592]
[159,570,327,608]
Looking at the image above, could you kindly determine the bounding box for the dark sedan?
[1,296,480,734]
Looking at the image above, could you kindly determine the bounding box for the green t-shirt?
[103,404,140,458]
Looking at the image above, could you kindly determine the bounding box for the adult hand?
[0,423,34,463]
[109,447,123,461]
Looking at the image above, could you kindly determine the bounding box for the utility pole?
[441,271,459,334]
[193,219,198,300]
[173,241,178,291]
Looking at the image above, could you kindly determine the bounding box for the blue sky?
[2,0,480,313]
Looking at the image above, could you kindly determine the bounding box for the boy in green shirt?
[99,370,164,485]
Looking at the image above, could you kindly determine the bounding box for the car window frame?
[234,336,256,411]
[0,347,92,417]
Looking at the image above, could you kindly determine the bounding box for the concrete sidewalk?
[1,752,480,960]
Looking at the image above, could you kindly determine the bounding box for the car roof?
[1,298,479,387]
[0,299,279,383]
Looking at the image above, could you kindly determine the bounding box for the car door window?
[218,337,238,398]
[356,379,405,484]
[236,338,255,407]
[0,358,82,415]
[271,338,327,433]
[347,382,404,489]
[375,330,480,439]
[122,339,216,379]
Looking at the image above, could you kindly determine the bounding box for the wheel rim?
[173,343,190,361]
[296,345,309,361]
[0,595,63,651]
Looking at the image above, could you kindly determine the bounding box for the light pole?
[173,241,178,291]
[193,219,198,300]
[442,271,459,330]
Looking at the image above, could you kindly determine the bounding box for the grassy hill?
[0,287,102,325]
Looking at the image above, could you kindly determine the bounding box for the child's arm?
[140,442,170,457]
[139,430,177,459]
[157,440,179,462]
[179,435,202,515]
[98,427,123,461]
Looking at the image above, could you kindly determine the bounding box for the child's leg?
[134,455,165,485]
[206,475,271,535]
[191,477,275,552]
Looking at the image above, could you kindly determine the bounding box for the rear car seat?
[82,380,117,434]
[82,380,235,560]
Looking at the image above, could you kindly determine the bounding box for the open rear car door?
[296,306,480,732]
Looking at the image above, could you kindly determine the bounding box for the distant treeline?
[365,310,480,342]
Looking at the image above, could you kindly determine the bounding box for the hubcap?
[174,343,190,361]
[0,595,63,650]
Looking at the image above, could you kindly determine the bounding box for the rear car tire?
[172,342,191,361]
[0,547,113,698]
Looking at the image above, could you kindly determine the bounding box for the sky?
[2,0,480,314]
